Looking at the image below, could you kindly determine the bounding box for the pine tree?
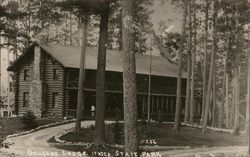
[122,0,139,153]
[201,0,209,125]
[219,5,230,128]
[233,6,240,134]
[174,0,188,131]
[246,28,250,136]
[202,0,218,134]
[212,64,217,127]
[75,13,89,133]
[184,0,192,124]
[94,5,110,145]
[189,0,196,124]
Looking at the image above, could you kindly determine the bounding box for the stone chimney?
[29,46,44,117]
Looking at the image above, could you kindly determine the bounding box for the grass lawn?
[0,117,63,136]
[60,122,247,148]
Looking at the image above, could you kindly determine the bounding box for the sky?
[151,0,182,33]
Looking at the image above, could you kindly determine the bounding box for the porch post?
[170,97,174,113]
[161,97,164,112]
[151,96,154,113]
[166,97,168,113]
[156,96,159,112]
[142,96,145,114]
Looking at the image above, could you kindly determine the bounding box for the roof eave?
[36,42,67,68]
[7,41,67,71]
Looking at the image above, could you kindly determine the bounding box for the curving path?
[0,120,248,157]
[0,121,95,157]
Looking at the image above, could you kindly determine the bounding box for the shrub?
[0,118,10,148]
[20,111,37,129]
[0,119,5,148]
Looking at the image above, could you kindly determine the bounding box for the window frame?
[23,92,29,107]
[24,69,30,81]
[53,69,59,81]
[52,92,59,108]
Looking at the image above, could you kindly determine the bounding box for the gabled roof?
[8,41,187,78]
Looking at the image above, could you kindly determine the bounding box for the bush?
[20,111,37,129]
[0,119,10,148]
[0,119,5,148]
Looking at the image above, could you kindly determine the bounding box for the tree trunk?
[64,13,67,45]
[75,14,89,133]
[0,36,1,97]
[246,41,250,132]
[233,8,240,135]
[248,34,250,156]
[220,38,229,128]
[27,3,31,47]
[189,52,195,124]
[78,18,82,47]
[225,73,229,128]
[219,2,230,128]
[202,0,218,134]
[184,0,192,124]
[189,0,196,124]
[212,67,216,127]
[174,0,188,131]
[246,92,249,132]
[94,8,110,145]
[184,56,191,124]
[231,77,236,129]
[70,13,73,45]
[220,59,227,128]
[233,65,240,134]
[122,0,139,154]
[201,0,209,125]
[208,94,212,122]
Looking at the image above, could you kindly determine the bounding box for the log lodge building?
[7,41,202,121]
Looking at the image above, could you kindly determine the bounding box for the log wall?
[15,48,65,117]
[16,52,34,115]
[43,52,65,117]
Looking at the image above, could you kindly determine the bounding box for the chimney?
[29,46,44,117]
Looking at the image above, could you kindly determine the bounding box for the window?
[23,92,29,107]
[24,69,30,81]
[53,69,59,80]
[52,92,59,108]
[9,82,13,92]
